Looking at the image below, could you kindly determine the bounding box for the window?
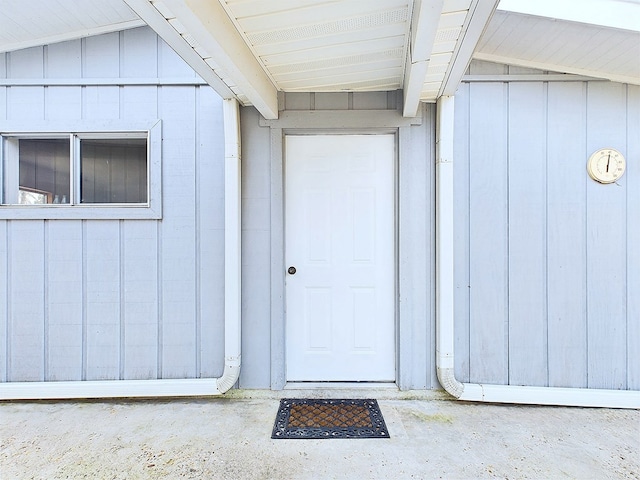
[0,121,161,219]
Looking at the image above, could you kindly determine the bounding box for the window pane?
[80,138,148,204]
[19,139,70,204]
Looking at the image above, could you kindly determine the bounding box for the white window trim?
[0,120,162,220]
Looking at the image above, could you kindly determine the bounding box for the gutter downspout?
[435,95,639,409]
[217,98,242,393]
[0,99,242,400]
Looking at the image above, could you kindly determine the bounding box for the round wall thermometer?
[587,148,626,184]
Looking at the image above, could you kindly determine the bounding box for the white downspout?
[217,98,242,393]
[0,99,242,400]
[436,95,639,409]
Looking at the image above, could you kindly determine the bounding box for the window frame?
[0,120,162,220]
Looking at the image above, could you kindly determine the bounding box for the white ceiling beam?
[124,0,235,100]
[440,0,500,96]
[161,0,278,119]
[403,0,444,117]
[473,52,640,86]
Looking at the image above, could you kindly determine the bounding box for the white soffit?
[0,0,145,54]
[475,9,640,85]
[497,0,640,33]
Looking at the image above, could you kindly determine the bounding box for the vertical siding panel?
[0,54,6,122]
[121,86,157,120]
[586,82,627,389]
[159,39,196,79]
[398,115,429,389]
[468,82,508,384]
[315,92,349,110]
[453,82,471,382]
[123,221,158,379]
[47,221,83,380]
[627,85,640,389]
[9,221,45,381]
[46,40,82,78]
[83,33,120,77]
[85,221,121,380]
[7,87,44,121]
[547,82,588,387]
[121,27,158,78]
[507,83,548,386]
[0,221,6,381]
[353,92,388,110]
[46,40,82,121]
[0,86,6,120]
[239,107,271,387]
[197,87,225,377]
[284,93,312,110]
[8,47,44,78]
[425,105,437,389]
[83,87,119,120]
[46,87,82,120]
[160,86,197,378]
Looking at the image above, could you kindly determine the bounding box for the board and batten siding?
[239,91,437,389]
[454,62,639,390]
[0,27,226,383]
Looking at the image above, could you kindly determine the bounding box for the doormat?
[271,398,390,439]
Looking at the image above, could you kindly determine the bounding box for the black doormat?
[271,398,390,439]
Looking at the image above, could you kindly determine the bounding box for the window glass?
[18,139,70,204]
[80,138,148,204]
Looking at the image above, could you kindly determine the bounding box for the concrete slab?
[1,389,638,479]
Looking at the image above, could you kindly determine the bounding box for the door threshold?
[284,382,398,390]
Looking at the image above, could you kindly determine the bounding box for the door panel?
[285,134,395,381]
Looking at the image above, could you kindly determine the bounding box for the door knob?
[288,266,297,275]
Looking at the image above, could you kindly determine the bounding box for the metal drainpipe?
[435,95,639,409]
[0,99,242,400]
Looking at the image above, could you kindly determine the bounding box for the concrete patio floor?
[1,388,638,479]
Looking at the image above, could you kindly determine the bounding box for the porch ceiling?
[475,9,640,86]
[0,1,638,120]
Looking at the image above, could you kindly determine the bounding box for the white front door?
[285,134,395,382]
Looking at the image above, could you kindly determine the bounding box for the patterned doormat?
[271,398,390,439]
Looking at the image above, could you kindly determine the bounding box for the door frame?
[283,133,398,383]
[262,108,428,390]
[269,127,400,389]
